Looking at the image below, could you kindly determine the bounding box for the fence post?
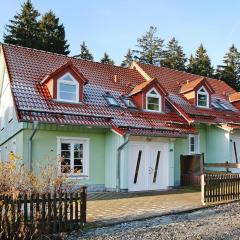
[80,186,87,227]
[201,174,205,205]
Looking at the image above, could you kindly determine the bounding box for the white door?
[128,143,147,191]
[128,141,169,191]
[148,143,169,190]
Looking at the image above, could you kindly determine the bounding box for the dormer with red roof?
[40,60,88,103]
[128,78,167,112]
[229,92,240,110]
[179,77,214,108]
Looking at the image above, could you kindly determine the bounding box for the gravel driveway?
[68,201,240,239]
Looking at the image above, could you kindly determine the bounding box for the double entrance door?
[128,141,169,191]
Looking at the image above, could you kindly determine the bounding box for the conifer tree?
[3,0,41,49]
[161,37,186,71]
[133,26,164,66]
[187,44,214,77]
[39,10,69,55]
[216,44,240,90]
[121,49,134,67]
[100,52,115,65]
[75,41,94,60]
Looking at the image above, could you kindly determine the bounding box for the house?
[131,62,240,183]
[0,44,240,192]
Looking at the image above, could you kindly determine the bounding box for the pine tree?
[216,45,240,90]
[187,44,214,77]
[121,49,134,67]
[161,37,186,71]
[39,10,69,55]
[3,0,41,49]
[100,52,114,65]
[133,26,164,66]
[75,41,94,60]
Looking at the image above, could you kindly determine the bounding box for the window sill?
[145,109,163,113]
[189,152,199,155]
[66,174,89,180]
[53,99,82,105]
[196,105,209,109]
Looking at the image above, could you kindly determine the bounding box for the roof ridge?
[1,43,135,72]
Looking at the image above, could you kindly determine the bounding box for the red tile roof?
[40,60,88,84]
[179,77,214,94]
[133,62,240,127]
[129,78,167,96]
[229,92,240,103]
[1,44,195,137]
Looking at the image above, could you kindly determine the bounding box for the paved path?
[87,188,201,226]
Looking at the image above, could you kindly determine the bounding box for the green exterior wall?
[21,125,107,188]
[173,124,231,186]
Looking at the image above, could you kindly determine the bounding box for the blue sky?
[1,0,240,66]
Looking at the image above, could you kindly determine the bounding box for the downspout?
[116,135,129,192]
[28,121,39,172]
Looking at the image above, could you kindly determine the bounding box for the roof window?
[104,93,119,107]
[122,97,136,108]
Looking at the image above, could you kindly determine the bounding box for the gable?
[41,61,87,102]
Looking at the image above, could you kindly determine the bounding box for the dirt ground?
[68,201,240,240]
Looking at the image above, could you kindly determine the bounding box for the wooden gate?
[180,153,204,186]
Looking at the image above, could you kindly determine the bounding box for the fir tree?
[121,49,134,67]
[187,44,214,77]
[3,0,41,49]
[39,10,69,55]
[75,41,94,60]
[133,26,164,66]
[216,45,240,90]
[100,52,114,65]
[161,37,186,71]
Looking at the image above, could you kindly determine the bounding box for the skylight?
[219,102,229,110]
[122,97,136,108]
[211,100,232,111]
[104,94,119,106]
[211,102,222,109]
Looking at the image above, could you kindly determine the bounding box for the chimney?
[113,74,117,83]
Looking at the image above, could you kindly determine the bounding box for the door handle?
[148,167,153,174]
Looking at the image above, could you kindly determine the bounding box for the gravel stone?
[67,202,240,240]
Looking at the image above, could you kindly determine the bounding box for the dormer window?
[57,73,79,103]
[197,87,209,108]
[146,88,162,112]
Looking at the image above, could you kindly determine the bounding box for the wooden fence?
[201,173,240,204]
[0,186,87,235]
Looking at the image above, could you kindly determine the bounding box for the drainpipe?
[116,135,129,192]
[28,121,39,172]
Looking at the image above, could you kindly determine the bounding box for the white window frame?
[57,73,79,103]
[146,87,162,113]
[189,134,199,154]
[57,137,89,179]
[197,86,209,108]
